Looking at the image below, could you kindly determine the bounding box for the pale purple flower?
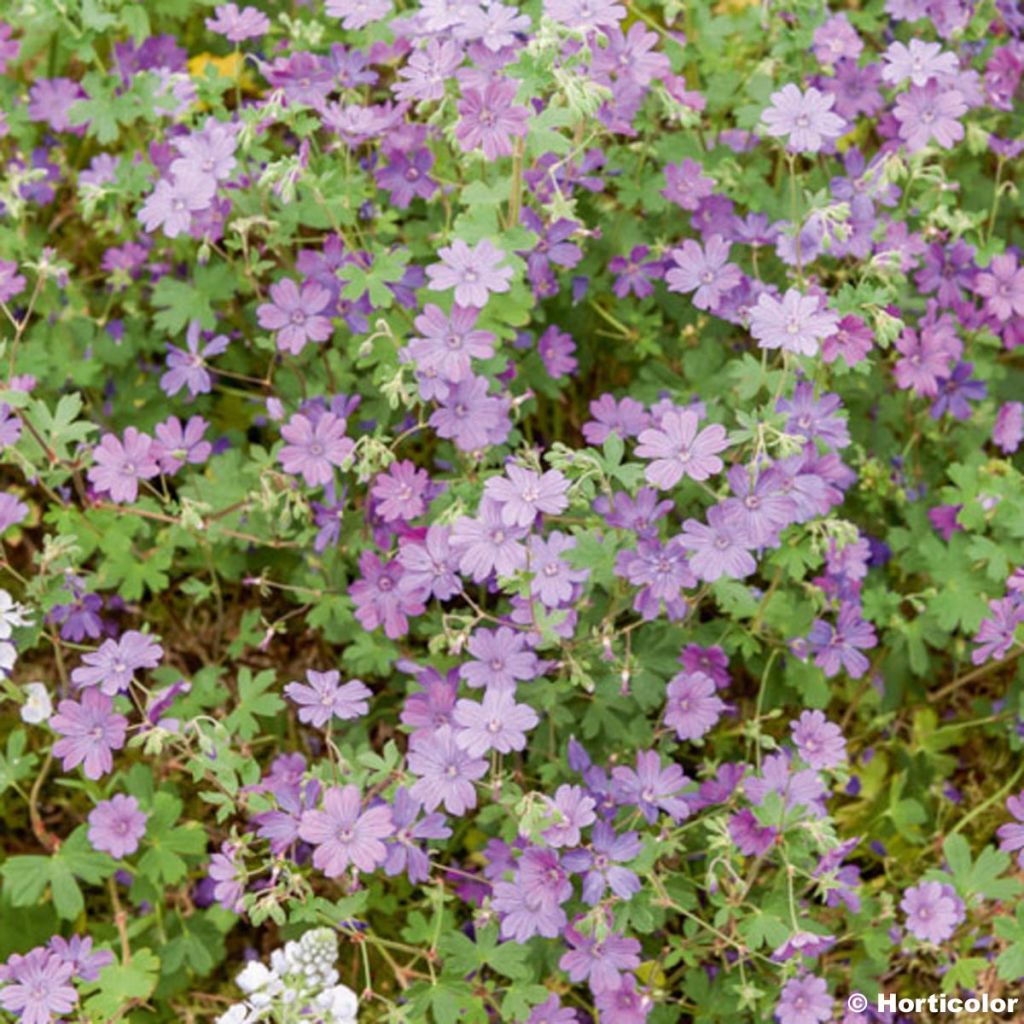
[594,975,653,1023]
[559,923,641,995]
[774,974,832,1024]
[538,326,578,379]
[893,82,967,152]
[812,13,863,65]
[777,383,850,449]
[393,39,463,103]
[138,172,216,238]
[161,320,229,398]
[46,935,112,983]
[971,597,1024,665]
[87,794,148,858]
[383,787,451,884]
[807,604,877,678]
[901,881,964,943]
[882,39,959,86]
[27,77,86,132]
[71,630,163,695]
[680,505,757,582]
[612,750,690,823]
[51,688,128,779]
[665,236,742,311]
[0,260,26,302]
[664,671,725,741]
[285,670,371,728]
[591,23,669,87]
[994,402,1024,454]
[450,499,529,581]
[279,411,354,486]
[719,465,798,548]
[407,304,495,384]
[207,842,245,911]
[326,0,392,30]
[461,625,539,691]
[543,784,596,848]
[257,278,333,355]
[997,792,1024,868]
[408,725,488,814]
[88,428,160,503]
[153,415,212,473]
[397,525,462,601]
[529,532,588,606]
[527,994,578,1024]
[455,79,529,160]
[583,395,651,445]
[429,375,507,451]
[749,289,839,356]
[544,0,624,30]
[662,159,715,211]
[205,3,270,40]
[350,551,425,639]
[454,688,539,756]
[760,84,845,152]
[299,785,394,875]
[615,537,695,620]
[635,409,728,489]
[0,493,27,534]
[372,460,430,522]
[0,949,77,1024]
[485,465,569,527]
[426,239,513,308]
[791,710,847,769]
[975,253,1024,322]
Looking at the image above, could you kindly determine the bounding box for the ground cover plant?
[0,0,1022,1021]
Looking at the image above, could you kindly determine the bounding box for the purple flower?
[608,246,663,299]
[975,253,1024,322]
[27,77,87,133]
[563,822,641,904]
[426,239,513,308]
[326,0,392,30]
[71,630,163,695]
[591,24,669,87]
[153,415,212,473]
[455,79,529,160]
[559,922,641,995]
[807,604,877,678]
[408,725,488,815]
[529,532,588,606]
[821,314,873,367]
[593,974,653,1024]
[994,402,1024,454]
[615,537,695,621]
[545,0,623,30]
[0,260,26,302]
[350,551,425,639]
[635,409,728,489]
[719,465,798,548]
[46,935,112,982]
[931,361,986,421]
[538,326,578,379]
[612,750,690,824]
[0,493,28,535]
[401,667,459,738]
[729,808,777,855]
[383,787,451,884]
[88,428,160,503]
[205,3,270,41]
[208,841,245,912]
[485,465,569,527]
[279,411,354,487]
[679,505,757,582]
[893,82,966,152]
[746,753,827,816]
[461,625,539,691]
[160,320,229,398]
[901,880,964,943]
[0,948,78,1024]
[665,236,742,311]
[997,791,1024,868]
[429,375,509,451]
[749,289,839,356]
[664,671,726,741]
[777,382,850,449]
[972,596,1024,665]
[407,304,495,383]
[375,148,438,209]
[661,159,715,211]
[257,278,333,355]
[372,461,430,522]
[298,784,394,875]
[285,670,371,728]
[397,525,461,601]
[394,39,463,103]
[493,847,572,941]
[542,784,597,848]
[51,689,128,779]
[138,172,216,238]
[450,499,529,581]
[87,794,148,858]
[791,710,847,769]
[882,39,959,86]
[760,84,845,152]
[453,688,538,756]
[527,994,578,1024]
[774,974,832,1024]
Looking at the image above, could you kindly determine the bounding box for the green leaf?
[226,669,284,740]
[83,949,160,1018]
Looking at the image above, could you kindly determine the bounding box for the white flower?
[315,984,359,1024]
[0,641,16,675]
[215,1004,254,1024]
[0,589,32,640]
[236,961,274,995]
[20,682,52,724]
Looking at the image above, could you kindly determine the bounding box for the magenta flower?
[51,688,128,779]
[664,671,726,741]
[635,409,728,489]
[893,82,967,152]
[455,79,529,161]
[749,289,839,356]
[285,669,372,728]
[299,784,394,875]
[257,278,333,355]
[408,725,489,814]
[901,881,964,943]
[279,411,354,486]
[88,794,148,858]
[0,948,78,1024]
[426,239,513,308]
[666,236,742,310]
[453,688,539,756]
[760,84,845,152]
[88,428,160,503]
[71,630,163,695]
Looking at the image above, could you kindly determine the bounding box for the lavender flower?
[285,670,372,728]
[87,794,148,857]
[88,428,160,503]
[454,688,538,756]
[298,785,394,875]
[408,725,488,814]
[426,239,513,308]
[71,630,163,695]
[760,84,845,152]
[51,688,128,779]
[279,411,354,487]
[635,409,728,489]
